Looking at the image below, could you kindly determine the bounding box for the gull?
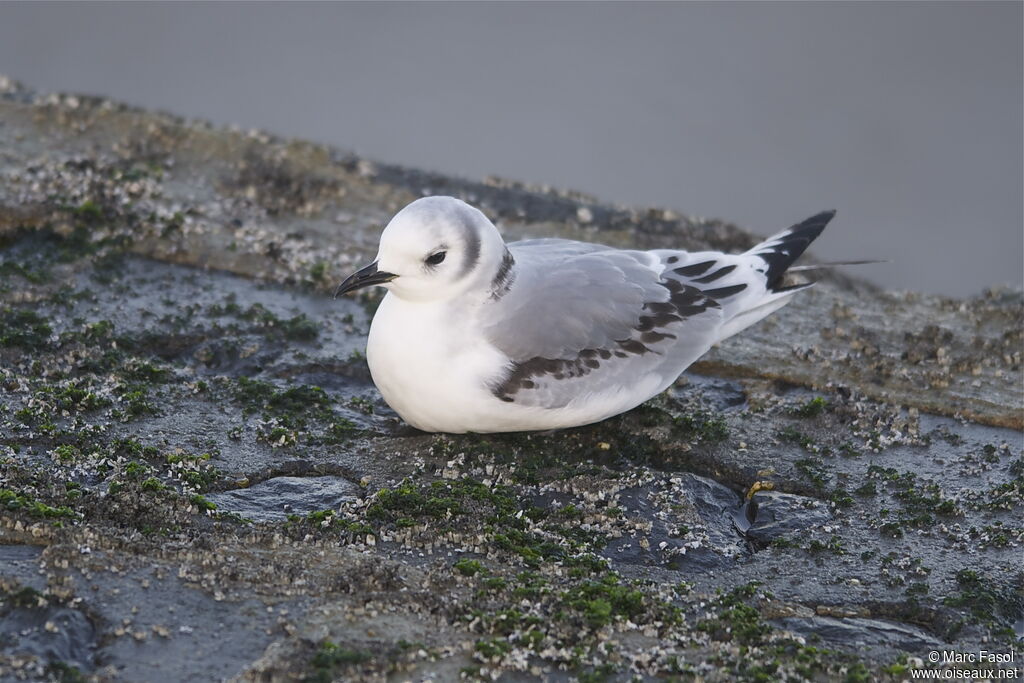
[336,196,837,433]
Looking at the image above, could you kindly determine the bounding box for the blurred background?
[0,1,1020,297]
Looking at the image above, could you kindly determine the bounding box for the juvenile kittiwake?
[336,196,836,433]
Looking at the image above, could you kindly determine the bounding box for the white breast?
[366,293,681,433]
[366,294,511,432]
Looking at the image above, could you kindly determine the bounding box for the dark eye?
[425,251,446,266]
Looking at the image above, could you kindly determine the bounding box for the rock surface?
[1,77,1021,681]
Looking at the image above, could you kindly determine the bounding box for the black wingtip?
[757,210,837,291]
[792,209,837,239]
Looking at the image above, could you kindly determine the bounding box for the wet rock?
[607,473,749,572]
[667,478,749,570]
[0,545,43,574]
[85,564,290,683]
[0,604,97,673]
[772,615,944,653]
[206,476,362,522]
[744,490,832,546]
[675,375,747,412]
[0,79,1021,682]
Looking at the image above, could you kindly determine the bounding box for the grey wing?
[480,242,725,408]
[483,213,833,409]
[493,241,663,359]
[507,237,613,259]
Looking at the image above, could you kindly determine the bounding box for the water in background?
[1,1,1020,297]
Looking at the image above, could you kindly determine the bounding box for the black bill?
[333,262,397,298]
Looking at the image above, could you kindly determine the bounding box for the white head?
[335,196,512,303]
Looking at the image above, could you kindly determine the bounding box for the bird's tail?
[708,210,881,344]
[745,210,836,292]
[710,210,836,343]
[786,259,888,272]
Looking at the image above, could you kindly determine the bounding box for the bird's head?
[335,196,509,303]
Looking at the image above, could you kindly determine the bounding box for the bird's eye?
[425,251,447,266]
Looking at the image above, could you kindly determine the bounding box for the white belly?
[366,294,509,432]
[365,294,671,433]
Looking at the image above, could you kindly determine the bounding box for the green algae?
[943,569,1024,639]
[453,558,484,576]
[207,297,320,341]
[46,661,88,683]
[0,307,52,347]
[189,494,217,511]
[304,641,373,683]
[140,476,168,493]
[35,384,110,413]
[696,581,772,645]
[561,574,652,628]
[792,396,829,418]
[672,409,730,442]
[780,427,818,452]
[868,465,959,537]
[233,378,333,428]
[285,509,373,537]
[0,259,50,285]
[72,200,104,224]
[0,488,77,521]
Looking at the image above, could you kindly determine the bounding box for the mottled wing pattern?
[487,241,664,359]
[650,211,835,318]
[481,242,725,408]
[480,212,835,409]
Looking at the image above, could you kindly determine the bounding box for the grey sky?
[1,1,1020,296]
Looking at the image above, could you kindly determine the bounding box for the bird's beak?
[334,261,398,298]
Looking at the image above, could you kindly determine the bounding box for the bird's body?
[367,294,519,432]
[337,197,836,433]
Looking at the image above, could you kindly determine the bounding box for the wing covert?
[480,243,725,408]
